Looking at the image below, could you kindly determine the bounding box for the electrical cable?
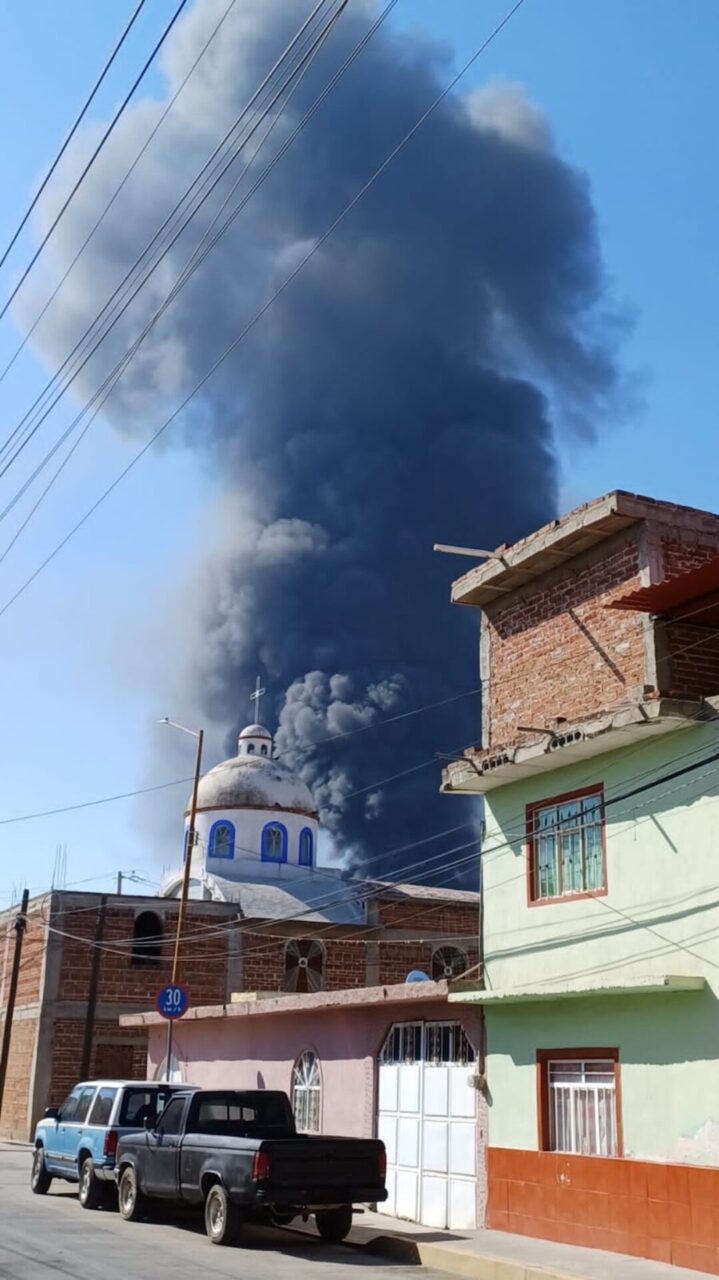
[0,0,336,476]
[0,0,240,388]
[38,743,719,956]
[0,0,390,550]
[0,0,191,324]
[0,0,529,620]
[18,757,719,985]
[0,0,352,556]
[0,0,148,276]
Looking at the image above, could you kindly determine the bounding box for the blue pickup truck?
[31,1080,184,1208]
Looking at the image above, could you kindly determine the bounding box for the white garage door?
[377,1021,477,1229]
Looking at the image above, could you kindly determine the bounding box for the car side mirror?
[44,1106,60,1121]
[143,1117,153,1131]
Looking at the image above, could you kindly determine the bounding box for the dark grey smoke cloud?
[21,1,623,882]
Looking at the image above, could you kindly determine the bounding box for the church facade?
[0,718,478,1140]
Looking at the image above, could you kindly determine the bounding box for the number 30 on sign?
[156,984,190,1020]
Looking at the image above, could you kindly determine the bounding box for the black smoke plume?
[20,0,622,883]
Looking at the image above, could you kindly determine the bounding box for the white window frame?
[545,1057,618,1157]
[292,1050,321,1133]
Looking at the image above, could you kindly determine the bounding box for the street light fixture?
[158,717,205,1081]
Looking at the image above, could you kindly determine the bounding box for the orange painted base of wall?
[488,1148,719,1276]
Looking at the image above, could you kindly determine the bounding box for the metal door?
[377,1021,477,1229]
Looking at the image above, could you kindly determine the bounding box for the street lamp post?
[158,718,204,1082]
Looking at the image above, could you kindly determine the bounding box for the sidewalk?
[304,1211,714,1280]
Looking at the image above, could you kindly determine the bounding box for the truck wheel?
[205,1183,242,1246]
[79,1157,104,1209]
[118,1166,147,1222]
[31,1146,52,1195]
[316,1206,353,1244]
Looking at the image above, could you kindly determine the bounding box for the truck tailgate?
[261,1137,384,1198]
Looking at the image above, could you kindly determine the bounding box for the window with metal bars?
[542,1056,618,1156]
[292,1051,321,1133]
[528,787,605,902]
[380,1022,476,1066]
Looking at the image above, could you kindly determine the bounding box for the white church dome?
[189,726,316,818]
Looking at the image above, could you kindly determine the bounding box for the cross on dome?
[249,675,266,722]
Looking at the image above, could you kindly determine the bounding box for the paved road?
[0,1144,446,1280]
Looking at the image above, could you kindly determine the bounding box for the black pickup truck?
[115,1088,386,1246]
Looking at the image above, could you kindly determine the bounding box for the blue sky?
[0,0,716,904]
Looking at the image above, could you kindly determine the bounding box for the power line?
[0,0,191,324]
[0,0,353,565]
[0,0,387,553]
[2,0,357,541]
[44,739,719,953]
[0,0,148,276]
[19,755,719,976]
[0,0,339,479]
[0,683,480,827]
[0,0,528,621]
[0,0,240,389]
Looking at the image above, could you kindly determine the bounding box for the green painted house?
[442,491,719,1273]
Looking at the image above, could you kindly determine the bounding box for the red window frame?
[526,783,607,907]
[536,1047,623,1157]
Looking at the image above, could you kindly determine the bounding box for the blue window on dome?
[261,821,287,863]
[209,820,235,860]
[299,828,313,868]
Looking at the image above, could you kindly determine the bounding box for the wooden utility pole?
[0,889,30,1118]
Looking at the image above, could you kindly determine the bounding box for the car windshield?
[118,1087,176,1128]
[189,1092,293,1137]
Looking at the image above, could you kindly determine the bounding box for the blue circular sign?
[156,983,190,1020]
[405,970,431,983]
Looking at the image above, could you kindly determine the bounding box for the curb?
[293,1222,587,1280]
[359,1232,583,1280]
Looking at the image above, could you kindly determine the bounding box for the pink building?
[123,980,485,1230]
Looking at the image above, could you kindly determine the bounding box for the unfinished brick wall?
[660,539,719,579]
[485,531,647,747]
[663,622,719,699]
[378,942,433,985]
[0,1016,39,1138]
[55,900,232,1009]
[241,934,286,992]
[241,936,367,992]
[375,900,478,934]
[46,1018,147,1104]
[324,941,366,989]
[0,901,48,1139]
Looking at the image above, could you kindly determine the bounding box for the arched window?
[247,743,256,754]
[298,827,314,868]
[284,939,324,992]
[260,744,268,756]
[132,911,163,966]
[431,945,468,981]
[292,1051,321,1132]
[209,819,235,860]
[261,822,287,863]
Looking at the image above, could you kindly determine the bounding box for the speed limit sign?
[156,983,190,1020]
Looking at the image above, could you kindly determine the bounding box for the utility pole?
[116,871,123,895]
[79,896,107,1080]
[158,719,204,1081]
[0,889,29,1118]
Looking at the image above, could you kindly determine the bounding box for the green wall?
[480,720,719,1163]
[487,991,719,1162]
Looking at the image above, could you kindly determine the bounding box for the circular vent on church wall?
[431,945,468,981]
[284,939,324,993]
